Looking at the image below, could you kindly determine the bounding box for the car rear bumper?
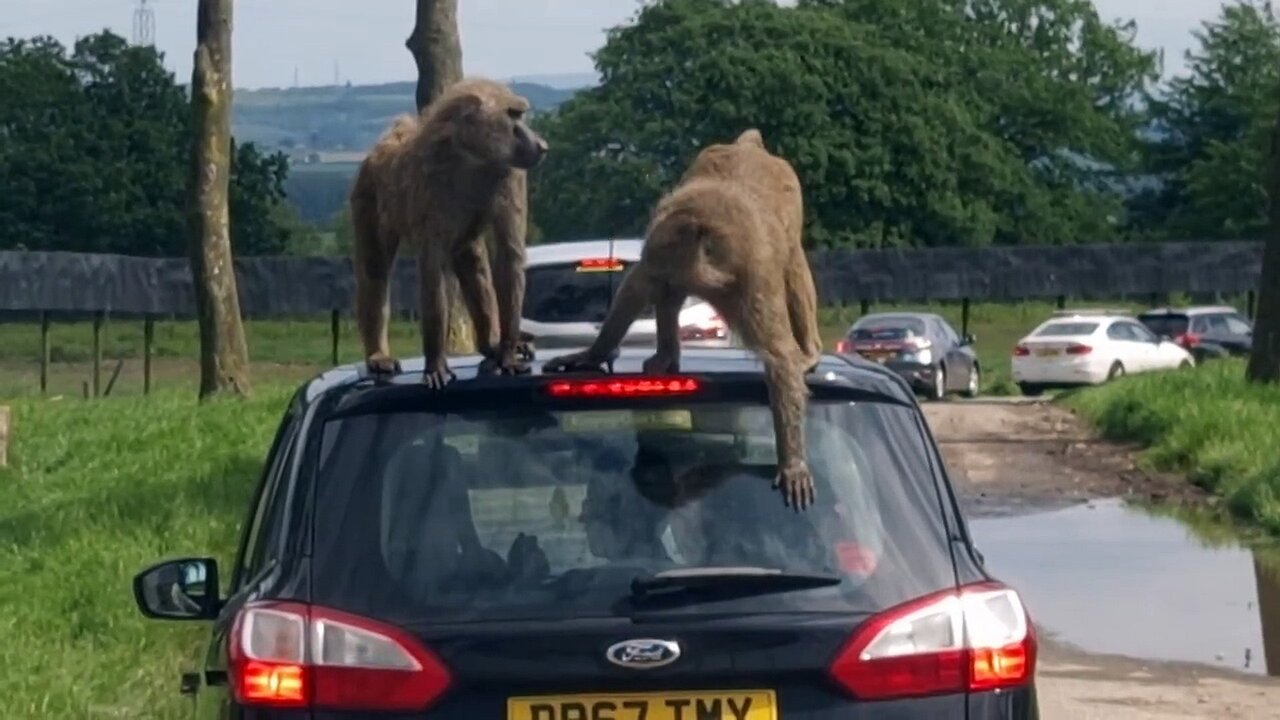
[1011,357,1107,385]
[879,360,939,391]
[299,686,1038,719]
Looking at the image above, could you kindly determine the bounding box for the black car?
[1136,305,1253,363]
[835,312,980,401]
[132,347,1038,719]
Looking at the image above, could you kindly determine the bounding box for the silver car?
[521,239,734,351]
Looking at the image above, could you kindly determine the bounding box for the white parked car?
[1010,310,1195,396]
[520,239,733,353]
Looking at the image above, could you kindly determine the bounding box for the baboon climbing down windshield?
[350,77,548,388]
[542,129,822,510]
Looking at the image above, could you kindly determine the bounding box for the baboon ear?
[442,93,485,123]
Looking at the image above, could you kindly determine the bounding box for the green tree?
[529,0,1148,248]
[0,30,294,256]
[1141,0,1280,239]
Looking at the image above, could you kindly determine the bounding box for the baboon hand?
[478,349,532,376]
[366,353,402,376]
[641,352,680,374]
[422,360,457,390]
[542,350,608,374]
[775,461,816,511]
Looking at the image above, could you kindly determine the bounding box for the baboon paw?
[479,355,531,376]
[542,352,605,374]
[774,462,816,511]
[366,354,402,376]
[641,353,680,374]
[421,366,456,390]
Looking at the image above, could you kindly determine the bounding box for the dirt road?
[922,400,1280,719]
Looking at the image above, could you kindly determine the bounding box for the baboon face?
[446,86,549,170]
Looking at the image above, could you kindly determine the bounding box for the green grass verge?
[1066,359,1280,536]
[0,384,296,718]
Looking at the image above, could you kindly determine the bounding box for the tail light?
[545,376,701,398]
[828,582,1035,701]
[1065,343,1092,355]
[1012,345,1030,357]
[835,338,854,354]
[576,257,624,272]
[1173,332,1200,348]
[679,313,728,341]
[229,601,452,712]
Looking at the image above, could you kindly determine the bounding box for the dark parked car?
[132,347,1038,719]
[1136,306,1253,362]
[835,312,980,400]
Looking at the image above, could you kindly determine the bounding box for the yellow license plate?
[507,690,777,720]
[1034,348,1060,357]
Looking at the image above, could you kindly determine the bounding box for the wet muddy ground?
[922,399,1280,719]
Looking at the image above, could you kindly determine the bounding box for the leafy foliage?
[0,31,293,256]
[1138,0,1280,240]
[530,0,1158,248]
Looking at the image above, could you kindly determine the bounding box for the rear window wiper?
[629,566,843,605]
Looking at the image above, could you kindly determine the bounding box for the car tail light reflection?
[679,313,728,341]
[1065,343,1092,355]
[229,601,452,712]
[835,338,854,354]
[576,257,624,272]
[545,376,701,397]
[1012,344,1030,357]
[828,583,1035,701]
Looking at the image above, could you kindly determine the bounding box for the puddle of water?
[968,497,1280,677]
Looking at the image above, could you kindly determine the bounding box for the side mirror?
[962,333,976,346]
[133,557,221,621]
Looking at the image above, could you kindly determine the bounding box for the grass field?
[0,298,1194,400]
[0,385,296,718]
[1068,359,1280,536]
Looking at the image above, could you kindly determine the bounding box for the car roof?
[299,347,917,407]
[851,312,939,325]
[1139,305,1239,317]
[525,239,644,265]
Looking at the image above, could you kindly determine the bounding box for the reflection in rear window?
[1138,315,1189,337]
[1034,322,1098,337]
[523,261,655,323]
[851,317,926,340]
[309,400,955,623]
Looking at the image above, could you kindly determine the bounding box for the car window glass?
[231,416,298,591]
[1106,324,1131,340]
[850,316,927,340]
[1034,322,1097,337]
[524,261,658,323]
[309,400,957,623]
[935,318,959,345]
[1203,315,1230,333]
[1125,322,1157,342]
[1139,315,1188,338]
[1190,316,1210,334]
[1224,315,1253,334]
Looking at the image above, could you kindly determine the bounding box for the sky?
[0,0,1242,89]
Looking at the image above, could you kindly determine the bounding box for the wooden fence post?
[0,405,9,469]
[143,316,154,395]
[92,311,105,397]
[1055,295,1067,310]
[40,312,50,395]
[859,299,871,316]
[330,310,340,366]
[961,297,972,337]
[1248,290,1257,322]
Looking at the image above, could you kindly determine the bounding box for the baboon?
[350,77,549,387]
[542,129,822,510]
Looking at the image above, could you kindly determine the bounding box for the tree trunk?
[188,0,251,399]
[1247,110,1280,383]
[406,0,474,354]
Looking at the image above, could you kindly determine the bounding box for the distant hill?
[232,79,582,157]
[233,79,588,224]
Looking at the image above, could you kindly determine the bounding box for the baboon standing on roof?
[349,77,549,387]
[543,129,823,510]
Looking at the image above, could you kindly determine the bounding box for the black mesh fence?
[0,241,1264,318]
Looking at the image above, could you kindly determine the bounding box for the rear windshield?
[523,261,656,323]
[309,399,955,623]
[1137,315,1189,337]
[1033,321,1098,337]
[850,317,927,340]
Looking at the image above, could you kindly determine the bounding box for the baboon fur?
[350,77,548,387]
[543,129,822,510]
